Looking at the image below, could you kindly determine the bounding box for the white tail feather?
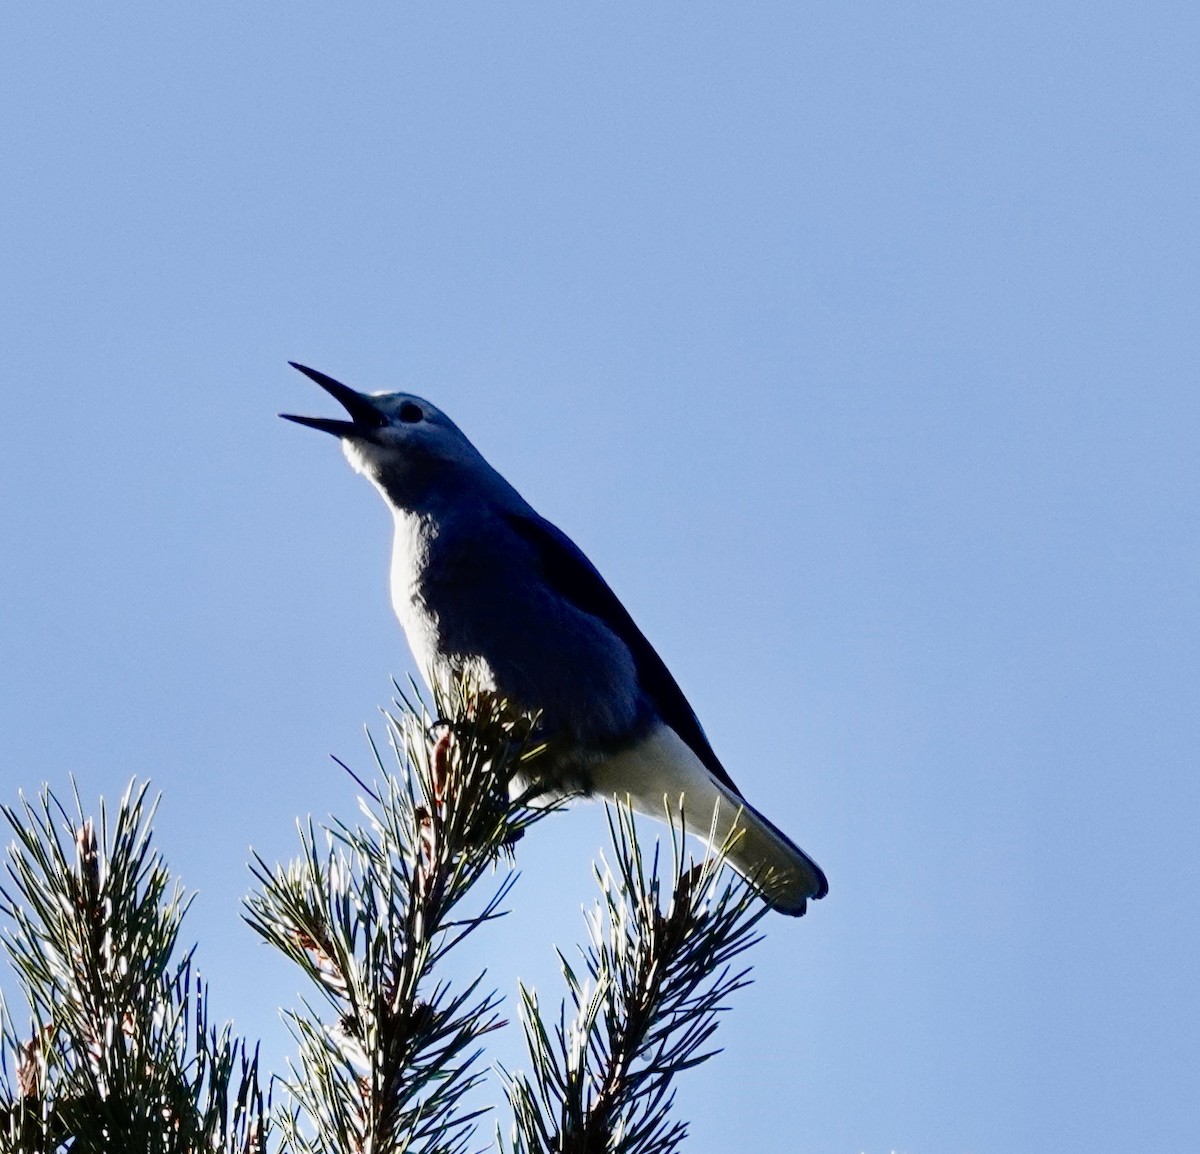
[593,724,827,916]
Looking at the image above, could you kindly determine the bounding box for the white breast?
[388,507,498,698]
[388,509,441,687]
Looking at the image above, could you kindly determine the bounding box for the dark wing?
[503,510,742,796]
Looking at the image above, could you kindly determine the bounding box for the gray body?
[283,364,828,915]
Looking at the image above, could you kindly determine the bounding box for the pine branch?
[0,780,267,1154]
[245,677,554,1154]
[501,804,768,1154]
[1,687,791,1154]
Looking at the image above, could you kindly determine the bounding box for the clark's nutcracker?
[282,363,828,916]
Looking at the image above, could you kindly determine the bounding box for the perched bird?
[282,363,828,916]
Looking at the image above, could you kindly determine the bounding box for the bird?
[281,362,828,916]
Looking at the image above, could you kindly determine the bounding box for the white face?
[341,434,378,477]
[334,391,490,504]
[282,366,493,510]
[335,393,426,477]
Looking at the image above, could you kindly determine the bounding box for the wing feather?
[503,511,743,797]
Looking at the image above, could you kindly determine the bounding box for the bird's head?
[280,362,494,510]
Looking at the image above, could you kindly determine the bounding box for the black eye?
[398,401,423,424]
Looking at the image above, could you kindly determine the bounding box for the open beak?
[280,363,387,437]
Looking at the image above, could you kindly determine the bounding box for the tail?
[706,790,828,916]
[594,725,828,917]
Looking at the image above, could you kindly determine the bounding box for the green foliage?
[0,676,777,1154]
[0,781,265,1154]
[244,683,551,1154]
[501,806,766,1154]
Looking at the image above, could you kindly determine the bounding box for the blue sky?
[2,4,1198,1150]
